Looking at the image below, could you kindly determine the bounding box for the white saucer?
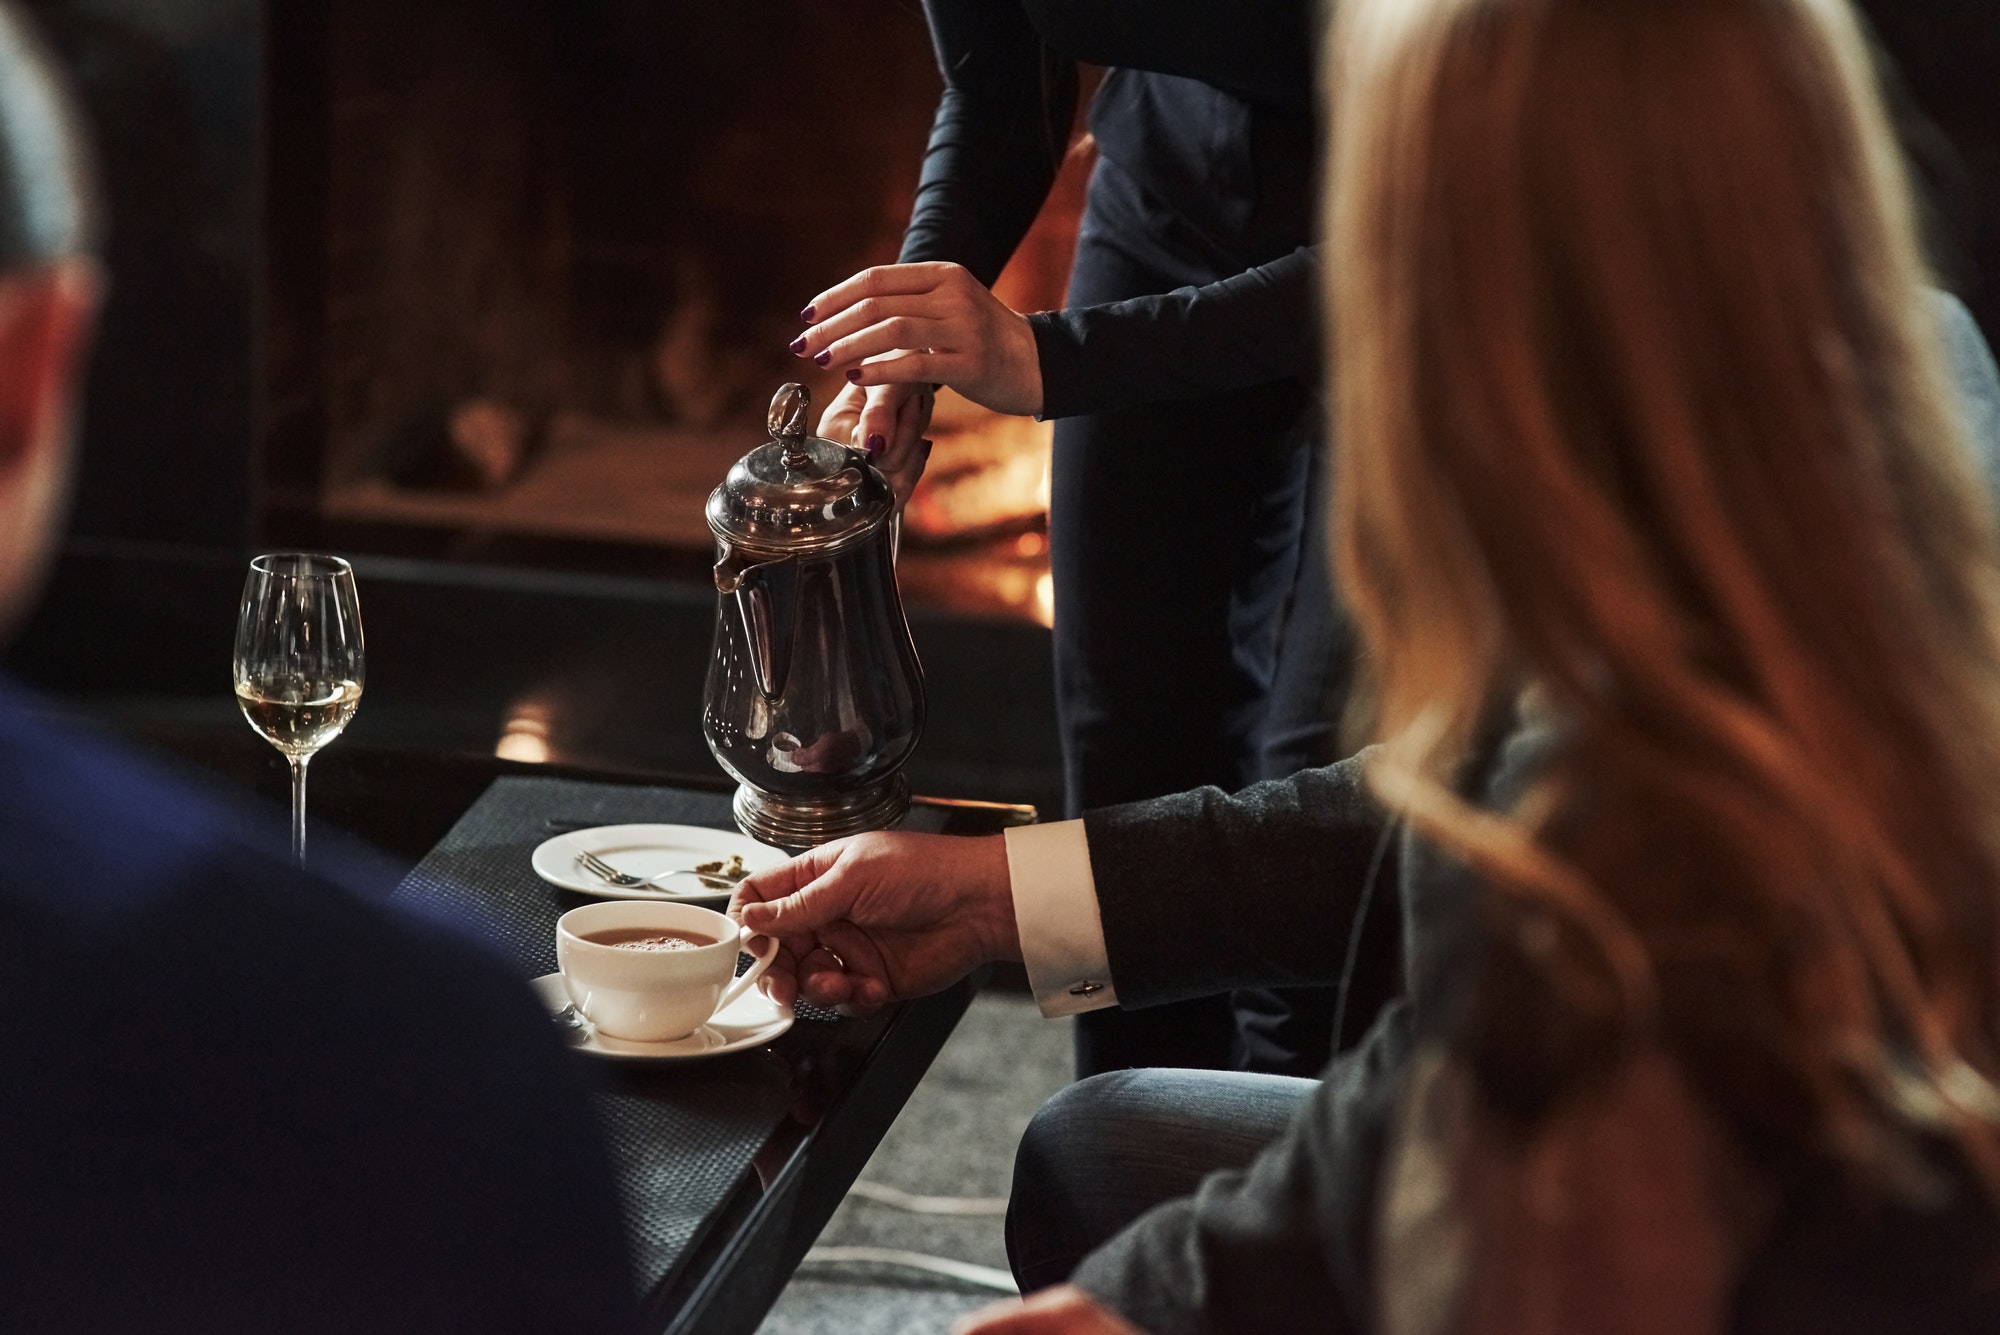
[531,823,786,902]
[532,973,794,1061]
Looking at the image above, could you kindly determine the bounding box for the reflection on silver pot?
[702,383,925,848]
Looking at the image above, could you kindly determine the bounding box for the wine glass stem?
[289,753,310,867]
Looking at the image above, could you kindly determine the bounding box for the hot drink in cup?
[556,901,775,1042]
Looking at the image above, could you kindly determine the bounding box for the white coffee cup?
[555,900,776,1042]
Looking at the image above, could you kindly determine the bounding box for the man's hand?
[954,1285,1146,1335]
[727,832,1020,1013]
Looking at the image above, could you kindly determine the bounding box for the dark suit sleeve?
[1081,748,1395,1009]
[897,0,1077,286]
[1030,246,1321,419]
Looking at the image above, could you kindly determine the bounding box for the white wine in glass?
[233,554,365,866]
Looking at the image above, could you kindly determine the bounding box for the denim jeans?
[1005,1067,1315,1292]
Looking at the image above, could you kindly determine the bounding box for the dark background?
[5,0,1996,837]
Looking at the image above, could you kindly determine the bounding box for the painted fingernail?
[865,433,886,459]
[847,369,863,383]
[788,336,807,355]
[799,305,816,322]
[813,350,832,367]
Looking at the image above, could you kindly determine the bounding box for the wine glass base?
[731,775,911,852]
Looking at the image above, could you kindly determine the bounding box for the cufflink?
[1068,981,1105,998]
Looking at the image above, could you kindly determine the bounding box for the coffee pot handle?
[714,545,799,701]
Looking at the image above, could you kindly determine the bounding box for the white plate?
[533,973,794,1061]
[530,823,786,901]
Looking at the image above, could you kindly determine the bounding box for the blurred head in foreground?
[0,0,96,640]
[1327,0,2000,1323]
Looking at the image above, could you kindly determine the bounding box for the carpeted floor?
[758,991,1074,1333]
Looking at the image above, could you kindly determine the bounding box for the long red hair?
[1326,0,2000,1325]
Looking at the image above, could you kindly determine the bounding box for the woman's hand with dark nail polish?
[788,336,807,356]
[813,350,832,367]
[799,305,816,322]
[814,381,936,510]
[789,262,1042,416]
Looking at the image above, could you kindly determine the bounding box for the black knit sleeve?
[1029,245,1323,418]
[897,0,1078,287]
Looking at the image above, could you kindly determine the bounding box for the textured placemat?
[392,774,959,980]
[388,775,933,1289]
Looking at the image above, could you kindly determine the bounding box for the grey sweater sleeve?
[1938,290,2000,493]
[1080,748,1394,1009]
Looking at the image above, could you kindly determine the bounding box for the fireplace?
[43,1,1992,636]
[259,0,1083,625]
[12,0,1993,816]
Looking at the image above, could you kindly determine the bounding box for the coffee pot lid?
[706,383,894,553]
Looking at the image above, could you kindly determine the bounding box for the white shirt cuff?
[1004,819,1119,1017]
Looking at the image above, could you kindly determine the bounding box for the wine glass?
[233,554,365,866]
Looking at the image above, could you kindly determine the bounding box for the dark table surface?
[130,726,1035,1335]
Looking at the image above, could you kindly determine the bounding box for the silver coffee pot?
[702,383,926,849]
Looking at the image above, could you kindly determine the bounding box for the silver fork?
[576,848,749,890]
